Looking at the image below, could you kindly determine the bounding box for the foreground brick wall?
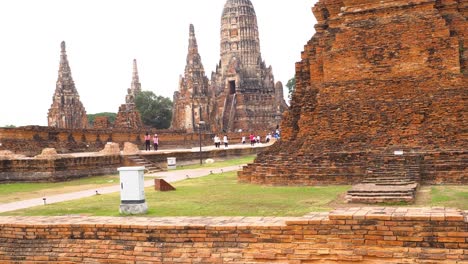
[0,208,466,263]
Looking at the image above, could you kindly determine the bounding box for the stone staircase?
[222,94,236,132]
[345,154,421,204]
[126,154,163,174]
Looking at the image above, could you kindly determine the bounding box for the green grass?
[0,175,119,203]
[0,171,350,217]
[430,186,468,209]
[175,155,255,170]
[0,155,256,204]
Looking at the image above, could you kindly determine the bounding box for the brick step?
[345,195,415,203]
[347,191,416,197]
[346,190,415,196]
[126,155,163,174]
[362,178,417,182]
[362,182,416,186]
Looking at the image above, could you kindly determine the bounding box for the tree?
[1,125,16,128]
[135,91,173,129]
[286,76,296,100]
[87,112,117,126]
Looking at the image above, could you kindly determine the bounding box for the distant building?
[172,0,288,132]
[47,41,88,129]
[171,25,212,133]
[114,59,144,129]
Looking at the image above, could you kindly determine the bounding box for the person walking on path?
[242,136,246,144]
[144,132,151,151]
[249,133,255,146]
[153,134,159,151]
[213,135,220,148]
[223,135,229,148]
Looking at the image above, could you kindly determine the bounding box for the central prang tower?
[211,0,287,132]
[172,0,287,133]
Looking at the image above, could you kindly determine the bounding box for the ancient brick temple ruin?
[47,41,88,129]
[171,24,212,133]
[114,59,144,129]
[239,0,467,201]
[172,0,288,133]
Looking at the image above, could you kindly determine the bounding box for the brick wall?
[0,126,267,156]
[0,145,268,183]
[0,208,466,263]
[239,149,468,185]
[0,155,122,182]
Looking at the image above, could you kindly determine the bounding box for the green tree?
[87,112,117,126]
[1,125,16,128]
[286,76,296,100]
[135,91,173,129]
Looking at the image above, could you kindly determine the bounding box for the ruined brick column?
[171,24,212,133]
[239,0,467,186]
[114,59,144,130]
[47,41,88,129]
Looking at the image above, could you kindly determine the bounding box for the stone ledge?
[0,208,465,227]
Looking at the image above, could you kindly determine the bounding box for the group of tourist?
[242,131,279,146]
[144,132,159,151]
[213,135,229,148]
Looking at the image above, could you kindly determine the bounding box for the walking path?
[0,165,244,213]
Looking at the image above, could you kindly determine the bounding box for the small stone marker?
[167,157,177,170]
[154,179,176,192]
[118,166,148,215]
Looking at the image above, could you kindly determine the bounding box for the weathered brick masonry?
[0,155,121,182]
[0,208,466,263]
[0,126,259,156]
[0,145,267,183]
[240,0,467,185]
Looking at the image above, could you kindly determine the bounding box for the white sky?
[0,0,318,127]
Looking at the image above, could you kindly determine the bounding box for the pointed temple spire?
[47,41,88,129]
[113,59,144,129]
[171,24,211,132]
[188,24,198,57]
[131,59,141,94]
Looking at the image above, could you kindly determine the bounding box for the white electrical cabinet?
[118,166,147,214]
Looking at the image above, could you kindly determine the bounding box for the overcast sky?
[0,0,318,127]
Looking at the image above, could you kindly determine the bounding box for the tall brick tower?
[114,59,144,130]
[171,24,212,132]
[47,41,88,129]
[239,0,467,186]
[210,0,287,132]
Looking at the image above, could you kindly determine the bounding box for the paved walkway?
[0,165,244,213]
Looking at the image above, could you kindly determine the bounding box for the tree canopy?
[135,91,173,129]
[286,77,296,100]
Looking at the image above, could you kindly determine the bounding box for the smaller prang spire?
[48,41,88,129]
[130,59,141,94]
[187,24,199,63]
[58,41,74,90]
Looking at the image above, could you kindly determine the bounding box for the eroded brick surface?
[0,208,466,263]
[240,0,467,186]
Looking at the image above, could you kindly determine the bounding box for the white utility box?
[167,157,177,170]
[118,166,148,214]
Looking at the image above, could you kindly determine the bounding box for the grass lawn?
[0,155,257,204]
[0,171,350,217]
[428,186,468,209]
[0,175,119,204]
[175,155,255,170]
